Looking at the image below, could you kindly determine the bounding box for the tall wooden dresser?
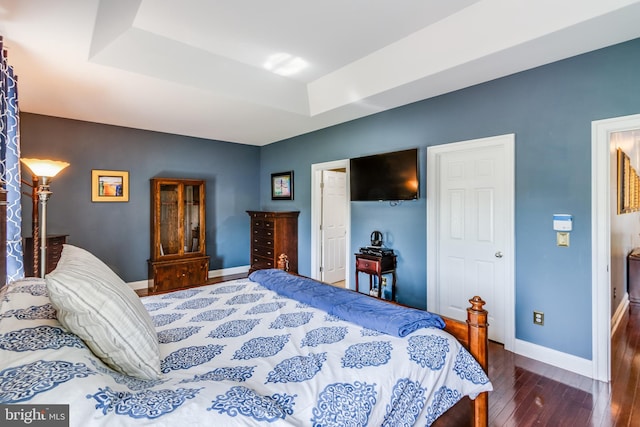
[247,211,299,273]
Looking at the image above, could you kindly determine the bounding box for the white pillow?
[45,244,161,380]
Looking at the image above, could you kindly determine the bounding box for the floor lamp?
[20,158,69,278]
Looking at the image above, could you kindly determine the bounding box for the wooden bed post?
[31,176,40,278]
[467,296,488,427]
[0,187,6,287]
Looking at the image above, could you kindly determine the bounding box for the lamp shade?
[20,158,70,177]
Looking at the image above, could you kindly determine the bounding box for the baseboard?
[128,279,148,291]
[611,292,630,336]
[128,265,251,291]
[514,338,593,379]
[208,265,250,278]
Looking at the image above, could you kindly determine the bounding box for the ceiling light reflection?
[264,53,308,77]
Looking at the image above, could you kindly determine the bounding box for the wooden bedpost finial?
[469,296,487,313]
[467,295,489,370]
[467,296,488,331]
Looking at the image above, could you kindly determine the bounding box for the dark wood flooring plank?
[481,301,640,426]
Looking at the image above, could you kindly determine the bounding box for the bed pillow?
[45,244,161,380]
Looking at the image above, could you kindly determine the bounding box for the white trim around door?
[311,159,351,288]
[591,113,640,382]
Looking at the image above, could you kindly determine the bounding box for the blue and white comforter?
[0,276,492,426]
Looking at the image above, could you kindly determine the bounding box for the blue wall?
[20,114,260,282]
[19,38,640,361]
[259,38,640,360]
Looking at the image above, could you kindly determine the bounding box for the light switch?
[557,232,569,247]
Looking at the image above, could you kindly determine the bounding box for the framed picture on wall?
[271,171,293,200]
[617,148,640,214]
[91,169,129,202]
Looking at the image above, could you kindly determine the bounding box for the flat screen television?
[350,148,419,201]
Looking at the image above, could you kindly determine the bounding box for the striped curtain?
[0,36,24,283]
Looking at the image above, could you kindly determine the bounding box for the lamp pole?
[37,176,52,278]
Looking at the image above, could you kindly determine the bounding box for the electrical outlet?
[533,311,544,326]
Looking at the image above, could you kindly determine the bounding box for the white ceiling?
[1,0,640,146]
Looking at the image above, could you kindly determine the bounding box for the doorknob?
[495,251,503,258]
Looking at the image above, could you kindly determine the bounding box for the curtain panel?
[0,37,24,283]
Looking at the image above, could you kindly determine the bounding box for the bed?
[0,194,491,426]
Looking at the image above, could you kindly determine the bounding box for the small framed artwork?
[617,148,640,214]
[92,169,129,202]
[271,171,294,200]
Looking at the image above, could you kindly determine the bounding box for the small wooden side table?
[354,253,397,300]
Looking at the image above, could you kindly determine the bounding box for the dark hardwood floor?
[436,302,640,426]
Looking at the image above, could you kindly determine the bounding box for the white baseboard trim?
[611,293,629,336]
[208,265,250,278]
[128,265,251,291]
[128,279,148,291]
[514,338,593,379]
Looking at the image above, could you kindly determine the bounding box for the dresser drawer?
[253,245,274,258]
[252,236,274,247]
[252,255,274,269]
[253,226,274,238]
[252,219,274,230]
[356,257,380,275]
[48,236,66,250]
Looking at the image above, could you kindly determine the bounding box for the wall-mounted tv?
[350,148,419,201]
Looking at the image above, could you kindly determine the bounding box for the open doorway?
[592,112,640,382]
[311,159,351,288]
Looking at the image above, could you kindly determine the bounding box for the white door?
[321,170,347,284]
[427,134,514,346]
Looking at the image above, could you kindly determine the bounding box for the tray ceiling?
[1,0,640,145]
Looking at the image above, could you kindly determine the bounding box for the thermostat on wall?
[553,214,572,231]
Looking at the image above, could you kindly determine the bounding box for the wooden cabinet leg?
[391,272,396,301]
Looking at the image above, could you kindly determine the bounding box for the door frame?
[426,134,516,351]
[591,113,640,382]
[311,159,351,287]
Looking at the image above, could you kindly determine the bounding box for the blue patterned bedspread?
[249,269,446,336]
[0,277,492,426]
